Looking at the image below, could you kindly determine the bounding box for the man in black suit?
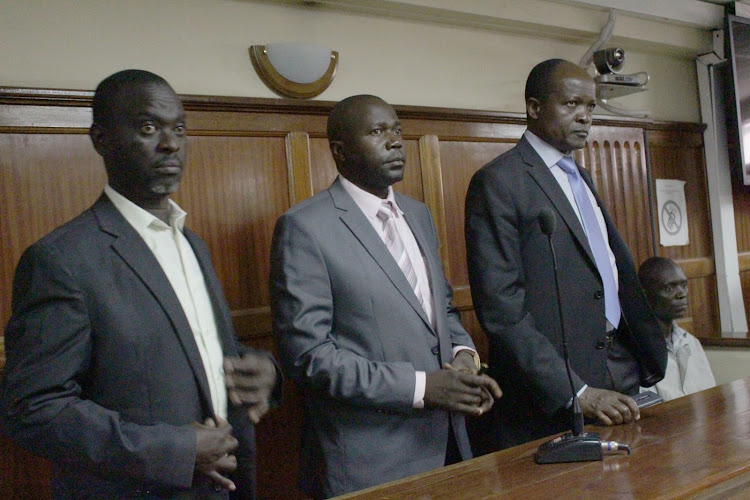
[0,69,279,498]
[465,59,666,450]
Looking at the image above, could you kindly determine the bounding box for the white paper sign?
[655,179,689,246]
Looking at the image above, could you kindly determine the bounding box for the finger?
[614,402,632,423]
[247,400,270,424]
[217,453,238,472]
[213,415,231,428]
[477,376,503,399]
[207,470,237,492]
[204,417,216,428]
[477,391,494,413]
[622,396,640,421]
[596,410,614,426]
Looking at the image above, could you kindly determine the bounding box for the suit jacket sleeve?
[465,166,585,414]
[421,203,476,353]
[270,212,417,412]
[0,242,196,489]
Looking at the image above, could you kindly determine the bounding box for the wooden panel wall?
[0,89,714,499]
[647,127,718,338]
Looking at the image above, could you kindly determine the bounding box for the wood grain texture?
[647,128,719,338]
[0,88,717,499]
[337,378,750,500]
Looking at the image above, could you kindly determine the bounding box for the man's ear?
[526,97,541,121]
[329,140,345,163]
[89,123,107,156]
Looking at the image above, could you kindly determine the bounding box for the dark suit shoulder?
[27,205,100,255]
[474,144,525,177]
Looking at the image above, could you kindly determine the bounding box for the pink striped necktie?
[376,201,427,313]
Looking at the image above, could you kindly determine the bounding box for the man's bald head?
[326,94,404,198]
[327,94,390,142]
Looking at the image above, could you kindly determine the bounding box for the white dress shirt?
[642,323,716,401]
[339,175,476,408]
[105,185,228,419]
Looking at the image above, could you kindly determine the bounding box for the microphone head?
[538,207,557,235]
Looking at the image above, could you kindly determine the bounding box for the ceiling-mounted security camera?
[580,10,650,118]
[592,47,648,87]
[593,48,625,74]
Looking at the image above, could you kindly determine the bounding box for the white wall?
[0,0,708,122]
[705,348,750,386]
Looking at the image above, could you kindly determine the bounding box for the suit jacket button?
[596,340,606,349]
[594,290,603,299]
[431,346,440,355]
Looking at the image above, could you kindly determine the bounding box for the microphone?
[534,207,603,464]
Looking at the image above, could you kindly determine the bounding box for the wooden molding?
[0,87,706,131]
[419,135,451,281]
[285,131,314,205]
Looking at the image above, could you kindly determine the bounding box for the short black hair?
[327,94,387,142]
[92,69,171,127]
[639,256,678,289]
[524,59,570,103]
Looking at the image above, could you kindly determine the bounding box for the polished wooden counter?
[337,378,750,499]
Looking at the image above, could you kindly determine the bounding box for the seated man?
[639,257,716,401]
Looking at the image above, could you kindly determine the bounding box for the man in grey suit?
[0,69,279,498]
[465,60,666,450]
[271,95,501,498]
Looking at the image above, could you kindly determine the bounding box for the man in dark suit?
[270,95,501,498]
[0,69,279,498]
[465,59,666,450]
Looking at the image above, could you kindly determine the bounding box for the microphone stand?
[534,218,603,464]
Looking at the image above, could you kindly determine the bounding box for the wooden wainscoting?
[647,126,718,338]
[0,88,714,499]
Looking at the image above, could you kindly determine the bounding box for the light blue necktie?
[557,156,621,328]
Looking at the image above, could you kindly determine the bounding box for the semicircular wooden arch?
[249,45,338,99]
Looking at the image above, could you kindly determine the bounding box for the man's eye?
[394,128,402,136]
[175,125,187,136]
[371,128,383,135]
[140,123,156,134]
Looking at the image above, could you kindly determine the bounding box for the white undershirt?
[105,185,227,419]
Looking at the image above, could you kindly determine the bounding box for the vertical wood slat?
[285,131,314,205]
[419,134,451,281]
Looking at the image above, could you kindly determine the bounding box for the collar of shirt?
[524,129,571,169]
[338,174,403,221]
[668,322,689,351]
[104,185,187,232]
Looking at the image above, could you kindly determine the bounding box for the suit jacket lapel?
[184,230,240,357]
[92,195,215,413]
[519,137,597,266]
[328,179,434,332]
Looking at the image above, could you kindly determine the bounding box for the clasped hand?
[224,352,277,423]
[192,416,238,492]
[424,351,502,416]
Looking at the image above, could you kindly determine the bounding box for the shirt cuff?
[566,384,588,408]
[452,346,480,369]
[413,371,426,409]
